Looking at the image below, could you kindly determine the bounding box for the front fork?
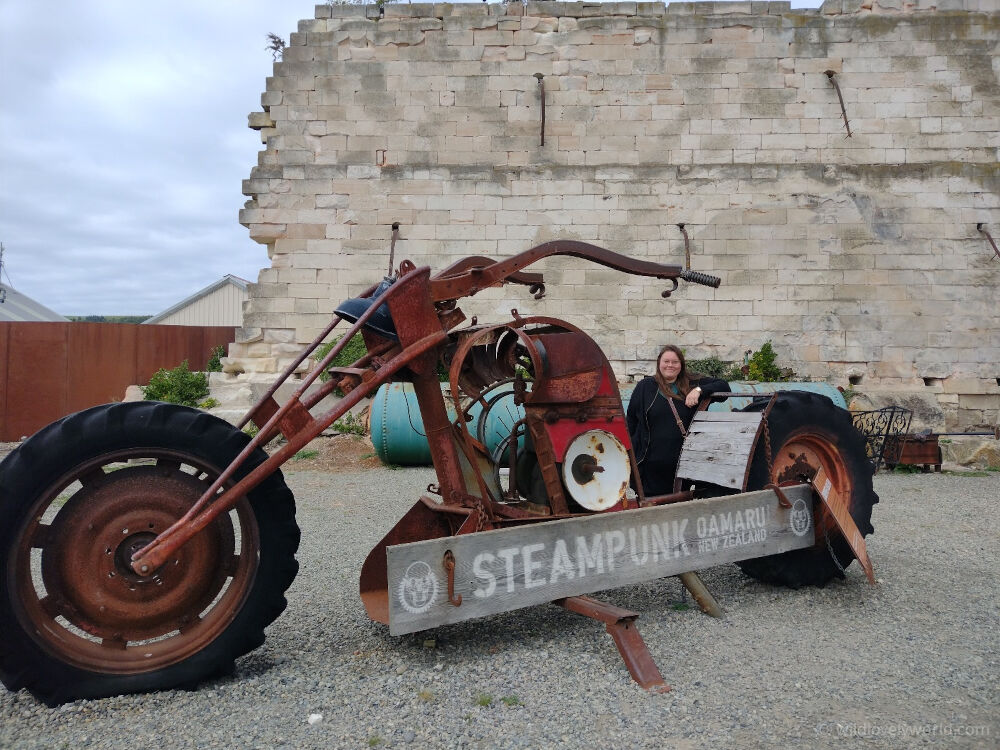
[130,266,448,575]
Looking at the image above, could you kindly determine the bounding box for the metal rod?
[534,73,545,147]
[825,70,852,138]
[978,223,999,261]
[388,222,400,276]
[133,266,433,571]
[677,223,691,270]
[132,327,448,574]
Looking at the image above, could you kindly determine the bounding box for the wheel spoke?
[179,616,202,634]
[79,467,106,487]
[38,595,62,618]
[156,458,182,475]
[28,523,52,548]
[221,554,240,576]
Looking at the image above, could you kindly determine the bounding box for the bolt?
[140,565,149,573]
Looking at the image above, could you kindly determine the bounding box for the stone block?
[940,437,1000,469]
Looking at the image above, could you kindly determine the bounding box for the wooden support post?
[677,571,725,619]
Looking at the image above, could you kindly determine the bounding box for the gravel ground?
[1,468,997,750]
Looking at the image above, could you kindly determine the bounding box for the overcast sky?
[0,1,307,315]
[0,0,820,317]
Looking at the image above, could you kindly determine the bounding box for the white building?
[144,275,249,326]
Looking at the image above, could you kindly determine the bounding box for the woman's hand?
[685,386,702,408]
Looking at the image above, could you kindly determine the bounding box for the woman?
[626,345,729,497]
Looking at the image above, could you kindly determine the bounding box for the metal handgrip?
[680,269,721,288]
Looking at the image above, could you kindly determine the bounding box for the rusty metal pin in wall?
[388,222,400,276]
[978,223,1000,261]
[534,73,545,146]
[677,223,691,270]
[825,70,852,138]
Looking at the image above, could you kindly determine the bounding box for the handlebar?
[679,269,721,288]
[429,241,723,303]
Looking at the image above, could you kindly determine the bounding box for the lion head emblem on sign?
[398,561,439,614]
[790,498,811,537]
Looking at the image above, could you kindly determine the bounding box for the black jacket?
[626,374,730,468]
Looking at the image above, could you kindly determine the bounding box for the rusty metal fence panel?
[0,322,235,441]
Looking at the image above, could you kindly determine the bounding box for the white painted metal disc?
[561,430,631,511]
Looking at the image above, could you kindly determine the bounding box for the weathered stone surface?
[849,390,947,433]
[940,436,1000,469]
[123,385,144,403]
[230,0,998,430]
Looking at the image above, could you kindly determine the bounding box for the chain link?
[762,412,775,479]
[823,523,849,576]
[474,498,488,533]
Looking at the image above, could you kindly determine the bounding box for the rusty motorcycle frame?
[0,240,878,705]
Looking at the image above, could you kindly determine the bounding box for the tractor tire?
[0,402,300,705]
[735,391,878,588]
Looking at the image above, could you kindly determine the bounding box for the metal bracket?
[765,482,793,509]
[443,550,462,607]
[554,595,670,693]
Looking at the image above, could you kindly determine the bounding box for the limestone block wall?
[234,0,1000,428]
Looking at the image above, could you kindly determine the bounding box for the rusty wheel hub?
[771,432,854,538]
[13,452,258,673]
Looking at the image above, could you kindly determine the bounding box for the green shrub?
[746,341,787,382]
[687,355,743,382]
[206,344,226,372]
[313,334,368,383]
[198,397,220,410]
[333,412,366,436]
[142,360,209,407]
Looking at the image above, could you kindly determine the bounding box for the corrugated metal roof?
[0,283,68,322]
[143,275,250,324]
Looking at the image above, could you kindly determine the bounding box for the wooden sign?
[387,485,815,635]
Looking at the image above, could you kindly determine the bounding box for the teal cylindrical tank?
[620,381,846,412]
[373,381,846,466]
[371,382,526,466]
[719,382,846,411]
[370,383,457,466]
[464,383,526,462]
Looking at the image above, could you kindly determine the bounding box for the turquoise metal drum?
[620,381,846,412]
[370,383,455,466]
[463,382,527,463]
[373,381,845,467]
[370,383,525,466]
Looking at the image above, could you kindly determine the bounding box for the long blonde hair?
[653,344,693,400]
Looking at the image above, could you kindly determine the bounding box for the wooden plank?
[812,466,875,584]
[676,447,752,468]
[675,461,745,488]
[690,411,763,423]
[681,432,757,454]
[387,485,815,635]
[686,420,760,435]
